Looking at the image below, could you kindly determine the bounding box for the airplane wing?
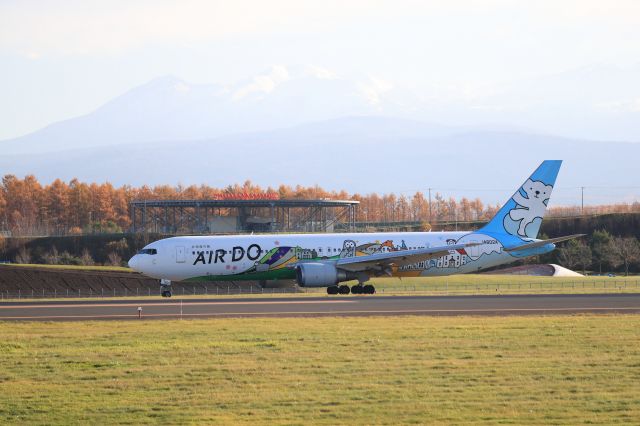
[334,243,478,273]
[504,234,585,253]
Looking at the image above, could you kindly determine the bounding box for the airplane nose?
[128,255,140,271]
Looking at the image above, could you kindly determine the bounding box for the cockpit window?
[138,248,157,255]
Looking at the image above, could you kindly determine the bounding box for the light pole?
[428,187,432,225]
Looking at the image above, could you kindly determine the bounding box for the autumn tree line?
[0,173,639,273]
[0,174,499,236]
[2,174,640,237]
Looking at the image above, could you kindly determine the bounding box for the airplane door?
[176,246,186,263]
[469,241,480,258]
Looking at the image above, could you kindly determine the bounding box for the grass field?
[1,315,639,424]
[1,273,639,302]
[157,274,640,298]
[371,274,640,295]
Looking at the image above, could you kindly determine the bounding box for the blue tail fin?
[480,160,562,240]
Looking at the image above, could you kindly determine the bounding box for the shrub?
[80,248,95,266]
[15,247,31,264]
[43,246,61,265]
[107,252,122,266]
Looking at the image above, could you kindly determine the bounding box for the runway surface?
[1,293,640,321]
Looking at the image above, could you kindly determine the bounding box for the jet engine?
[295,263,348,287]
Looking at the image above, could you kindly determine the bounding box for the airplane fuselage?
[128,230,554,283]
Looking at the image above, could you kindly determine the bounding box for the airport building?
[129,198,359,234]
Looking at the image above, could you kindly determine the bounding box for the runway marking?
[0,300,355,310]
[1,306,639,320]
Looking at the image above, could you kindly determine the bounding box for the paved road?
[1,293,640,321]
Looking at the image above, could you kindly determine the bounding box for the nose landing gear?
[160,278,172,298]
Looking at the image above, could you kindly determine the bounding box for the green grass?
[1,263,133,272]
[0,315,639,424]
[371,274,640,295]
[385,274,639,286]
[2,274,639,302]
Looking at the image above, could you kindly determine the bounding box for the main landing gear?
[160,278,172,298]
[326,284,376,295]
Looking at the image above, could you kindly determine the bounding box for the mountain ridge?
[1,116,638,205]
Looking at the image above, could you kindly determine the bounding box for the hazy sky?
[2,0,640,140]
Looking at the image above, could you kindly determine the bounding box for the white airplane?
[128,160,581,297]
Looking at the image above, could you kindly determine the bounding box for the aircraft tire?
[338,285,351,295]
[161,290,172,298]
[327,286,339,295]
[351,285,363,294]
[363,284,375,295]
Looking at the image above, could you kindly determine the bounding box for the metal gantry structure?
[130,199,359,234]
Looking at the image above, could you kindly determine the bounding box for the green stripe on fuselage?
[184,268,296,282]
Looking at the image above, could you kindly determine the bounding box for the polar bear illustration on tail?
[480,160,561,240]
[508,179,553,237]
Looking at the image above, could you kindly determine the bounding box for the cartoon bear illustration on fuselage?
[508,179,553,238]
[340,240,357,258]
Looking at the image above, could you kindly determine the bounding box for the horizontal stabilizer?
[504,234,585,253]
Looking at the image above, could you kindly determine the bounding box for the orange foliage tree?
[0,175,638,236]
